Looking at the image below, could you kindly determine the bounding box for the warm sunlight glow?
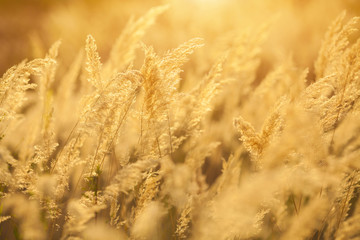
[1,0,360,239]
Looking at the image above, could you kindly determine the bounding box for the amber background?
[1,0,360,77]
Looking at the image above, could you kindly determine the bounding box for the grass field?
[1,0,360,239]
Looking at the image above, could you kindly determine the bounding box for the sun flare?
[1,0,360,239]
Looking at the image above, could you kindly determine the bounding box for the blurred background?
[1,0,360,78]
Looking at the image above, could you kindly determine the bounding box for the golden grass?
[1,0,360,239]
